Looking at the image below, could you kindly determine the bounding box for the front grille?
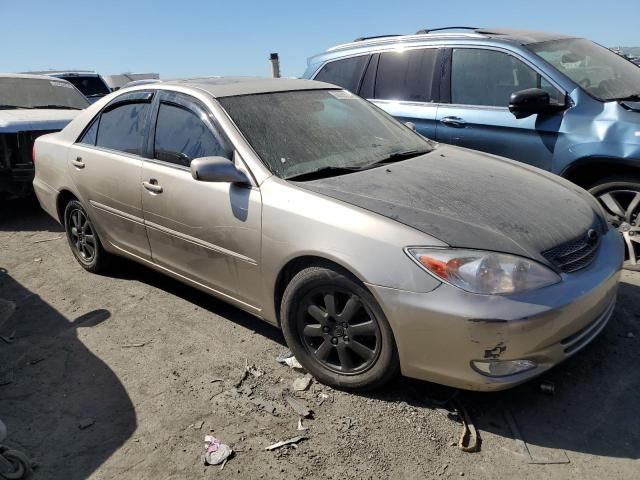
[542,227,601,273]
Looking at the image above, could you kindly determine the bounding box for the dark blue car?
[303,27,640,269]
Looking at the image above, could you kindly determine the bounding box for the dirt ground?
[0,197,639,480]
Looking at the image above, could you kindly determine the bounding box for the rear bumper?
[368,227,624,391]
[33,176,61,222]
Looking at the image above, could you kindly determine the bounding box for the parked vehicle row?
[303,27,640,269]
[24,71,112,104]
[33,77,623,392]
[0,74,88,197]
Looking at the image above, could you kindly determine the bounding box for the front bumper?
[368,227,624,391]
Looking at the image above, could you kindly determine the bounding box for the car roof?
[316,27,575,58]
[0,73,75,82]
[161,76,339,98]
[24,70,99,76]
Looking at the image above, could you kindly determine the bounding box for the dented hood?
[0,109,79,133]
[297,145,601,263]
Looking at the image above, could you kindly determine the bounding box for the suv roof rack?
[415,27,479,35]
[353,34,402,42]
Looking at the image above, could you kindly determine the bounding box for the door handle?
[440,116,467,128]
[142,179,163,193]
[71,156,85,168]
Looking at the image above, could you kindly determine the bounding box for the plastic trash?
[202,435,233,466]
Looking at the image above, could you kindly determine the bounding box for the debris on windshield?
[292,374,312,391]
[539,381,555,395]
[203,435,233,466]
[265,436,307,451]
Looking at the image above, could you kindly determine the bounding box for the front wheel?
[280,266,399,391]
[589,177,640,271]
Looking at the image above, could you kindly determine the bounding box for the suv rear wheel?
[589,176,640,271]
[64,200,110,273]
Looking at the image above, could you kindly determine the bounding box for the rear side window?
[153,103,227,167]
[374,49,438,102]
[451,49,564,107]
[314,55,370,93]
[96,102,149,155]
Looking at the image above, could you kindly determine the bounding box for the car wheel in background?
[64,200,109,273]
[280,266,400,391]
[589,177,640,271]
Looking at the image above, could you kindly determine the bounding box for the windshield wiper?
[31,105,81,110]
[0,104,27,110]
[355,149,430,171]
[286,165,361,181]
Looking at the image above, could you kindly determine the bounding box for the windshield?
[60,75,110,97]
[0,77,89,109]
[528,38,640,101]
[218,89,432,179]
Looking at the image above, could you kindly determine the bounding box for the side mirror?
[509,88,564,119]
[190,156,250,184]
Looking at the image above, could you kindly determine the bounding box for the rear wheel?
[589,176,640,271]
[280,266,399,391]
[64,200,110,273]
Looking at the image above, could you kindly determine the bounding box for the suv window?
[374,48,438,103]
[96,101,149,155]
[154,103,227,167]
[451,49,564,107]
[314,55,370,93]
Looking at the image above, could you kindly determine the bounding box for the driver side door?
[140,91,263,310]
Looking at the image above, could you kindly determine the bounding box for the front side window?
[153,103,227,167]
[95,102,149,155]
[451,49,564,107]
[219,89,432,179]
[314,55,370,93]
[528,38,640,101]
[375,48,438,102]
[79,119,98,145]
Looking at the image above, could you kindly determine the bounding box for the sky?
[2,0,638,79]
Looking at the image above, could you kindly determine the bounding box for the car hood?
[295,145,601,263]
[0,109,79,133]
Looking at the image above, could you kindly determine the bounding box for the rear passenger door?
[435,48,567,170]
[68,91,153,260]
[312,49,442,139]
[140,91,262,308]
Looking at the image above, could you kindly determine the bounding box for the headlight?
[405,248,561,295]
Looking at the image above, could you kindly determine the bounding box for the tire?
[588,176,640,271]
[280,266,399,391]
[63,200,110,273]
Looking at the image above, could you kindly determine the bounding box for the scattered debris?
[120,341,148,348]
[265,436,307,451]
[203,435,233,466]
[276,351,305,371]
[539,380,555,395]
[436,463,449,476]
[250,397,277,414]
[292,374,313,391]
[453,399,480,453]
[297,418,308,431]
[239,385,253,396]
[339,417,353,432]
[194,420,204,430]
[78,418,95,430]
[504,410,569,464]
[234,368,248,388]
[34,257,42,263]
[31,235,63,244]
[286,395,313,418]
[317,392,329,406]
[245,359,264,378]
[0,331,15,344]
